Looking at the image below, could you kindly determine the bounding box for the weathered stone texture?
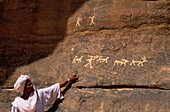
[0,0,170,112]
[67,0,169,33]
[59,88,170,112]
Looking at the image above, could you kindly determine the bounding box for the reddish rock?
[0,0,169,112]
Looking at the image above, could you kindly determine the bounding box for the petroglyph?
[72,56,83,64]
[130,56,148,66]
[114,58,129,66]
[88,0,100,26]
[84,55,99,68]
[89,16,96,26]
[76,17,82,26]
[72,55,148,68]
[74,0,100,27]
[97,56,109,63]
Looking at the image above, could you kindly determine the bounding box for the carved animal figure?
[89,16,96,25]
[72,56,83,64]
[114,58,129,66]
[130,56,148,66]
[97,56,109,63]
[121,59,129,66]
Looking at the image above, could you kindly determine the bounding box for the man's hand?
[69,74,79,82]
[60,74,79,88]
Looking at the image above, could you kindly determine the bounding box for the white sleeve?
[11,106,18,112]
[41,83,64,104]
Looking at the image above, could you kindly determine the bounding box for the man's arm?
[59,74,78,88]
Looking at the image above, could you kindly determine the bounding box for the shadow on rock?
[0,0,89,84]
[46,81,76,112]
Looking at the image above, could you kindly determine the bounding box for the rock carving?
[89,16,96,26]
[130,56,148,66]
[114,58,129,66]
[84,55,99,68]
[72,55,148,68]
[97,56,109,63]
[72,56,83,64]
[76,17,82,26]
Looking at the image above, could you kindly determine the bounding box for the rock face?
[0,0,170,112]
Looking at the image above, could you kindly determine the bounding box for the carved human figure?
[84,55,99,68]
[89,16,96,26]
[76,17,82,26]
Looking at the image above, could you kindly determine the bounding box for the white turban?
[14,75,30,93]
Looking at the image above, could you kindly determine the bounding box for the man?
[11,74,79,112]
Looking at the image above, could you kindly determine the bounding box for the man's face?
[24,79,34,93]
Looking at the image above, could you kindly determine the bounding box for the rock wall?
[0,0,170,112]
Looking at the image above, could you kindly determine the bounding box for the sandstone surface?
[0,0,169,112]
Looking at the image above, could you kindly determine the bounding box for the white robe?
[11,83,64,112]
